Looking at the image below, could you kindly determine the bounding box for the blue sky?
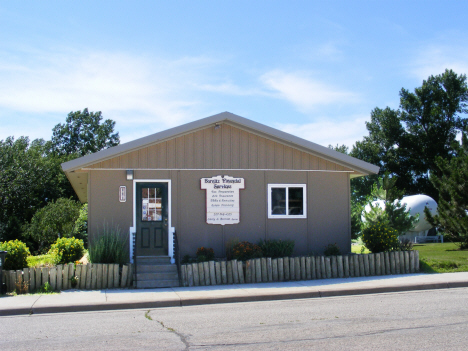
[1,1,467,149]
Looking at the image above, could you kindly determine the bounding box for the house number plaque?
[201,175,245,225]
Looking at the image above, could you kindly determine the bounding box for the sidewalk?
[1,272,467,316]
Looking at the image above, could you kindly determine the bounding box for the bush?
[324,243,341,256]
[0,239,30,270]
[362,222,399,253]
[258,239,294,258]
[48,237,84,264]
[196,247,214,262]
[88,224,128,265]
[232,241,262,261]
[23,198,82,254]
[399,238,414,251]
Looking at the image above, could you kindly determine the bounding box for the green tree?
[425,132,468,249]
[51,108,120,156]
[23,198,82,254]
[351,69,468,201]
[363,174,417,236]
[0,137,74,241]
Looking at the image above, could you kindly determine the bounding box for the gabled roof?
[62,111,379,175]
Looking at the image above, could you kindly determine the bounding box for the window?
[268,184,306,219]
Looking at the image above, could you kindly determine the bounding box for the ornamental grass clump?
[88,224,128,265]
[232,241,262,261]
[361,222,400,253]
[48,237,85,265]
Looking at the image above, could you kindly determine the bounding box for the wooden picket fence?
[2,263,133,293]
[180,251,420,287]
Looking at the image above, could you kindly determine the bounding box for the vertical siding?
[84,123,355,172]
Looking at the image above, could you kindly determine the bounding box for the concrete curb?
[1,278,467,316]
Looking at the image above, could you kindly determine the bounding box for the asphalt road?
[1,288,467,350]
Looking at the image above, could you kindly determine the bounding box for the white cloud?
[260,70,359,112]
[277,115,369,149]
[410,45,468,81]
[0,48,214,140]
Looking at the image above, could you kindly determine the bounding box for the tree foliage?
[351,69,468,201]
[425,132,468,249]
[23,198,82,254]
[51,108,120,156]
[0,137,75,241]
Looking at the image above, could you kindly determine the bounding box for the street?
[1,288,467,350]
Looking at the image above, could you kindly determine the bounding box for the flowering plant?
[232,241,262,261]
[361,222,399,253]
[48,237,84,264]
[196,247,215,262]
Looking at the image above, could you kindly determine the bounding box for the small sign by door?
[119,186,126,202]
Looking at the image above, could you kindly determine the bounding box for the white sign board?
[119,186,126,202]
[200,175,245,225]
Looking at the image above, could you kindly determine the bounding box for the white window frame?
[267,184,307,219]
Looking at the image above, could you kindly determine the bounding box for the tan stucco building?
[62,112,378,287]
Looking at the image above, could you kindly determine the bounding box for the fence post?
[107,264,114,289]
[49,267,57,291]
[203,261,210,286]
[368,254,375,276]
[415,250,420,272]
[278,258,284,281]
[209,261,216,285]
[220,261,227,284]
[311,256,316,279]
[80,264,87,289]
[237,261,245,284]
[410,251,415,273]
[272,258,278,281]
[113,264,119,288]
[231,260,239,284]
[289,257,295,281]
[331,256,338,278]
[215,262,222,285]
[337,256,344,278]
[187,264,194,286]
[226,261,232,284]
[375,254,381,275]
[266,258,273,282]
[85,264,92,289]
[245,260,252,284]
[358,255,365,276]
[404,251,410,274]
[395,252,401,274]
[283,257,290,281]
[343,255,349,278]
[192,263,200,286]
[315,256,322,279]
[255,258,262,283]
[198,262,205,286]
[121,265,129,288]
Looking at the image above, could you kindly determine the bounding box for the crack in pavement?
[144,310,190,350]
[188,319,468,349]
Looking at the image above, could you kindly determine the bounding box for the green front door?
[136,182,168,256]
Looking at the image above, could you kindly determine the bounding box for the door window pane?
[142,187,162,221]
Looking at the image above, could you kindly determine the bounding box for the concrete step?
[136,256,172,265]
[136,272,179,280]
[136,279,180,289]
[136,265,178,274]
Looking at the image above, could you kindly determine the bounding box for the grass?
[27,254,55,267]
[415,243,468,273]
[352,241,468,273]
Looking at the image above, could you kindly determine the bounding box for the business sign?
[119,186,126,202]
[200,175,245,225]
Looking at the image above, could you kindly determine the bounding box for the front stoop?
[135,256,179,288]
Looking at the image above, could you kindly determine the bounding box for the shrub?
[258,239,294,258]
[23,198,81,254]
[399,238,414,251]
[181,254,192,264]
[48,237,85,265]
[88,224,128,265]
[361,222,399,253]
[0,239,30,270]
[232,241,262,261]
[196,247,214,262]
[324,243,341,256]
[225,237,239,261]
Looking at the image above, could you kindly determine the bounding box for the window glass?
[271,188,286,215]
[268,184,306,218]
[142,187,162,221]
[288,187,303,215]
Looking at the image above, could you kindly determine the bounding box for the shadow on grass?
[419,260,438,274]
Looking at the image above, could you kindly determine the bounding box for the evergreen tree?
[425,132,468,249]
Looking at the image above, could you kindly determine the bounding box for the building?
[62,112,379,287]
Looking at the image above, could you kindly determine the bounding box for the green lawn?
[352,242,468,273]
[415,243,468,273]
[27,254,55,267]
